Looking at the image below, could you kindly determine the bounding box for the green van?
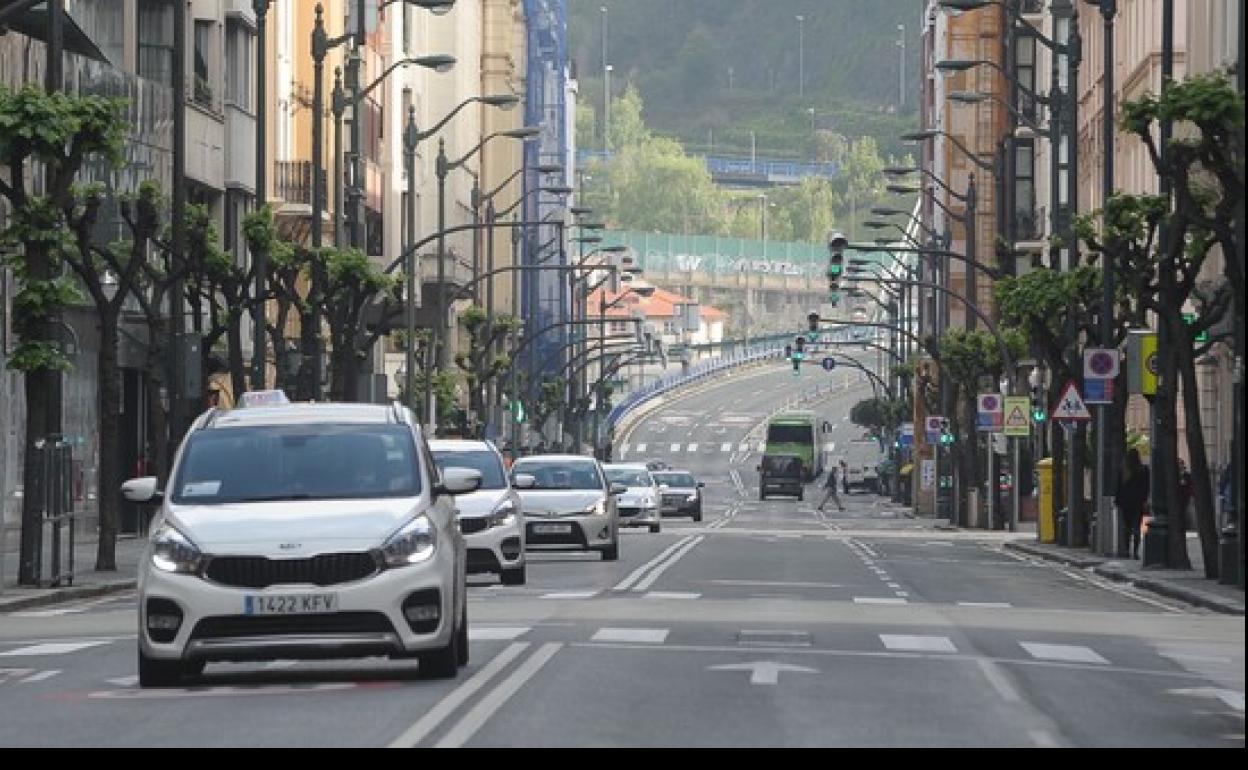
[765,411,825,481]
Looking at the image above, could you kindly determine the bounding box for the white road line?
[670,443,682,452]
[19,670,61,683]
[1028,730,1062,748]
[0,641,111,657]
[434,643,563,748]
[687,443,699,452]
[977,659,1023,703]
[592,628,669,644]
[388,642,530,748]
[853,597,908,605]
[643,592,701,600]
[880,635,957,653]
[721,443,732,452]
[958,602,1013,609]
[540,592,598,600]
[469,627,532,641]
[633,536,705,592]
[636,443,647,453]
[1019,642,1109,665]
[614,537,697,592]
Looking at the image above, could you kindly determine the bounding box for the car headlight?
[686,494,698,503]
[381,515,437,567]
[150,523,203,574]
[642,496,658,509]
[489,500,517,528]
[583,499,606,516]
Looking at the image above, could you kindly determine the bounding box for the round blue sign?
[821,357,836,371]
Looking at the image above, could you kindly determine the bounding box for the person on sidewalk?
[840,459,850,495]
[817,464,845,512]
[1114,448,1150,559]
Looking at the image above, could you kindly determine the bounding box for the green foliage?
[850,397,908,433]
[938,329,1027,396]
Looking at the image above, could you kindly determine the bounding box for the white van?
[842,439,885,493]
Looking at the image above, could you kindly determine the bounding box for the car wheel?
[649,522,661,534]
[798,489,805,501]
[455,603,469,667]
[693,511,703,523]
[138,650,203,688]
[418,609,462,679]
[500,563,526,586]
[600,540,619,561]
[759,490,766,501]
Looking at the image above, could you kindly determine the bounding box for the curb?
[1004,541,1245,615]
[0,580,137,613]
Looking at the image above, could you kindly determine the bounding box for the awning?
[1,4,112,66]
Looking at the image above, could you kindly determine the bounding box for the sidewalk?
[0,524,146,612]
[1003,531,1245,616]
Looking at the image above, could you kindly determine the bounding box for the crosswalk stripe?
[592,628,669,644]
[1019,642,1108,665]
[721,443,732,452]
[19,670,61,683]
[687,443,698,452]
[636,443,647,452]
[670,443,682,452]
[880,635,957,653]
[738,443,751,452]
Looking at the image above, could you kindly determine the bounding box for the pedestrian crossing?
[619,441,766,457]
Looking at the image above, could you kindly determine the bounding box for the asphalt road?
[0,364,1242,747]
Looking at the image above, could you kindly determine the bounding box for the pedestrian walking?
[817,464,845,512]
[840,459,850,495]
[1114,448,1150,559]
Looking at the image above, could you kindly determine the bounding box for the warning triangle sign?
[1052,381,1093,422]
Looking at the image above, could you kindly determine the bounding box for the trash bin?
[1037,458,1055,543]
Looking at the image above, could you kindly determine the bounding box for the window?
[432,450,507,490]
[137,0,175,85]
[1014,34,1037,123]
[1014,138,1038,239]
[225,18,252,111]
[193,20,215,107]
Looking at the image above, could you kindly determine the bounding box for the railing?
[273,160,327,207]
[578,150,839,182]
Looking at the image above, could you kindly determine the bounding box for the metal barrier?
[31,436,76,587]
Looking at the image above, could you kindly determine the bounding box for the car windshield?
[170,424,421,504]
[512,460,602,490]
[432,449,507,490]
[768,424,813,444]
[654,472,696,487]
[762,455,801,474]
[605,468,653,487]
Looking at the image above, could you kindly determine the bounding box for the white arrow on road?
[708,661,818,686]
[1167,687,1245,712]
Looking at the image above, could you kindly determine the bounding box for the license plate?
[244,593,339,615]
[532,523,572,535]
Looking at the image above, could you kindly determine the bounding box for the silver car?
[430,440,527,585]
[651,469,705,522]
[123,397,477,687]
[511,455,623,561]
[603,463,662,533]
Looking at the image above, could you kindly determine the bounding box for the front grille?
[191,612,394,640]
[618,507,640,518]
[459,517,491,535]
[204,553,379,589]
[662,495,686,506]
[526,523,587,547]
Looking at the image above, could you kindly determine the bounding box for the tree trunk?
[18,367,52,586]
[296,306,319,401]
[227,310,246,403]
[95,309,122,571]
[145,318,172,484]
[1177,332,1220,577]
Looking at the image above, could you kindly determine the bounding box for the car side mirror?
[438,467,482,496]
[697,482,705,488]
[609,483,627,496]
[122,477,161,503]
[512,473,536,489]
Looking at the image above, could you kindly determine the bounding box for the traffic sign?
[924,415,943,443]
[1003,396,1030,437]
[821,357,836,372]
[1052,381,1092,422]
[1084,348,1119,379]
[977,393,1003,432]
[1084,377,1114,404]
[899,422,914,447]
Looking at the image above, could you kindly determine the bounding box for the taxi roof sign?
[238,389,291,408]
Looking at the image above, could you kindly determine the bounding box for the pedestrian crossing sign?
[1003,396,1030,437]
[1052,381,1092,423]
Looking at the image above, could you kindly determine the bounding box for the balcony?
[273,160,327,209]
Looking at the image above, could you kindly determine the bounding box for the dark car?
[758,454,804,501]
[652,470,704,521]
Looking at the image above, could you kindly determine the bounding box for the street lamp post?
[252,0,272,391]
[796,14,805,97]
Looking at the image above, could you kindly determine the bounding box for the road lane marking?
[1019,643,1109,665]
[643,592,701,600]
[670,443,682,452]
[0,641,111,657]
[976,658,1023,703]
[958,602,1013,609]
[434,643,563,748]
[592,629,669,644]
[470,627,532,641]
[687,443,699,452]
[880,635,957,653]
[708,661,818,686]
[614,537,697,592]
[389,642,530,748]
[633,536,704,591]
[721,443,733,452]
[19,669,61,683]
[853,597,908,605]
[636,443,647,453]
[540,592,597,600]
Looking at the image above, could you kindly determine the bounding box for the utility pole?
[252,0,271,391]
[897,23,906,110]
[1095,0,1118,557]
[797,14,805,97]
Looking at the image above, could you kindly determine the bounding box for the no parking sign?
[977,393,1003,432]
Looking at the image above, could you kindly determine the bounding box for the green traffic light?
[1032,409,1046,423]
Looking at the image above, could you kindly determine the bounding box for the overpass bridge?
[595,230,896,335]
[578,150,838,187]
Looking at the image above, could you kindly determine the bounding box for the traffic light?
[827,231,847,297]
[784,344,793,359]
[939,418,955,446]
[791,336,805,374]
[807,311,820,333]
[794,335,806,355]
[1030,385,1047,424]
